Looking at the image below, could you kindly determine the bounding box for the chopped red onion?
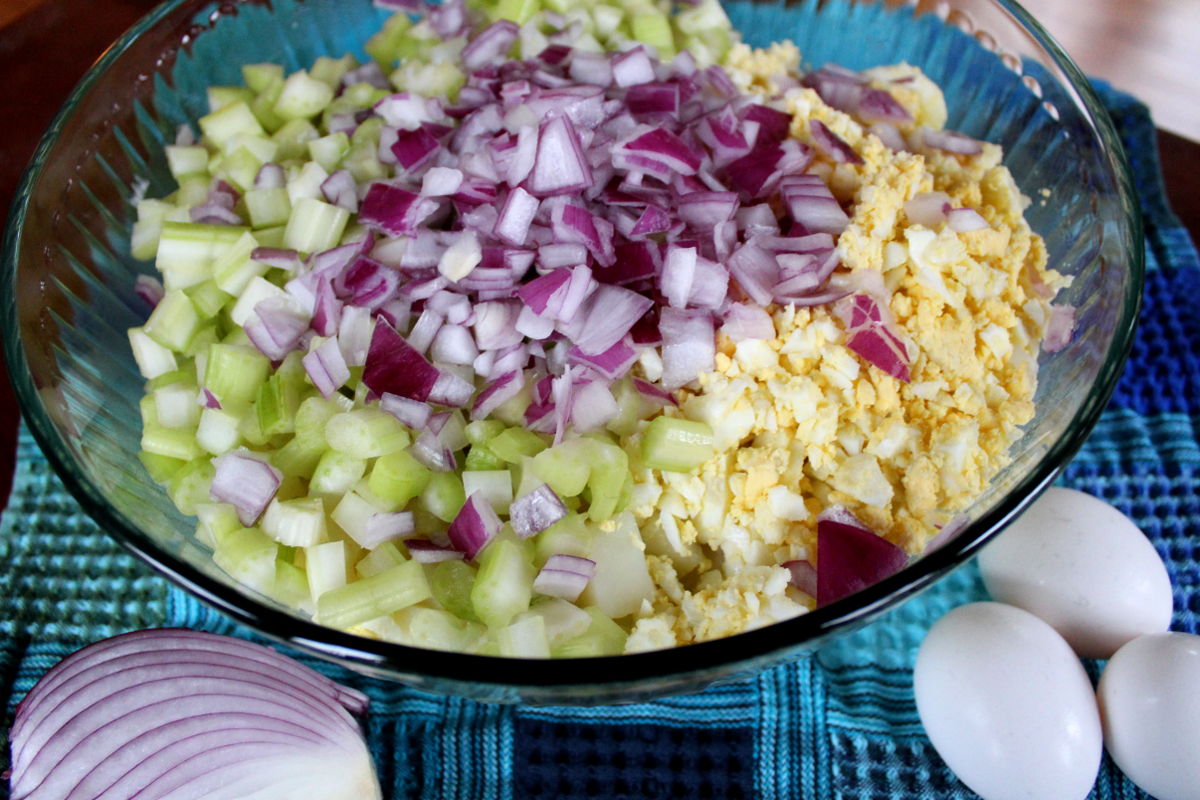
[612,47,655,88]
[134,275,164,308]
[783,559,817,598]
[210,451,282,527]
[809,119,863,165]
[472,370,525,419]
[447,492,502,559]
[904,192,952,227]
[946,207,989,233]
[303,337,351,398]
[362,318,441,402]
[1043,304,1076,353]
[920,127,983,155]
[462,20,519,71]
[532,554,596,601]
[816,506,908,606]
[526,115,593,196]
[362,511,416,549]
[509,484,568,538]
[659,308,715,389]
[404,539,466,563]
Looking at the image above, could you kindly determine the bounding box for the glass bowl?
[1,0,1141,703]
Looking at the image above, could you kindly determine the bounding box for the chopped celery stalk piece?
[139,451,186,483]
[470,539,533,628]
[283,197,350,253]
[196,502,243,547]
[311,450,368,495]
[208,85,256,112]
[631,12,674,58]
[498,614,550,658]
[368,450,432,508]
[274,70,335,121]
[143,291,201,353]
[271,434,326,479]
[310,54,357,88]
[167,458,216,516]
[421,471,467,523]
[552,606,628,657]
[272,118,321,161]
[606,378,655,437]
[533,513,592,567]
[203,343,271,406]
[165,145,210,179]
[305,540,347,602]
[530,438,592,497]
[396,607,484,652]
[307,132,350,172]
[185,279,232,319]
[199,101,265,149]
[272,559,314,612]
[493,0,540,24]
[325,408,411,458]
[261,496,327,547]
[197,406,244,455]
[242,62,284,93]
[463,445,505,472]
[585,439,628,522]
[355,541,406,579]
[153,382,201,429]
[129,327,177,380]
[141,424,202,462]
[525,598,592,647]
[316,560,431,629]
[389,61,466,102]
[430,559,480,622]
[244,187,292,229]
[641,416,714,473]
[464,419,507,446]
[577,516,654,619]
[592,5,623,39]
[365,13,413,66]
[156,221,248,291]
[213,527,278,594]
[488,427,548,463]
[256,373,302,437]
[462,470,513,513]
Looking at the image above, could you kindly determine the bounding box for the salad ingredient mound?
[128,0,1067,656]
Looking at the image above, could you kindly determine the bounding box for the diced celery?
[577,515,654,619]
[196,406,244,455]
[430,559,480,622]
[395,607,484,652]
[228,275,292,326]
[284,197,350,253]
[368,450,432,509]
[305,540,347,602]
[204,343,271,406]
[184,279,232,320]
[332,490,391,546]
[212,231,265,296]
[213,527,278,594]
[365,13,413,66]
[307,133,350,173]
[237,405,273,447]
[498,614,550,658]
[153,382,201,429]
[585,439,628,522]
[208,85,256,112]
[421,471,467,523]
[525,597,592,646]
[165,145,210,179]
[218,146,267,193]
[344,141,388,184]
[129,327,177,380]
[145,366,194,391]
[253,225,287,248]
[355,541,406,579]
[310,54,358,88]
[261,496,327,546]
[139,450,186,483]
[272,118,321,161]
[167,457,216,516]
[156,221,248,290]
[488,427,548,463]
[271,434,326,479]
[199,101,265,149]
[144,290,201,353]
[552,606,627,657]
[272,559,314,612]
[317,560,431,629]
[141,424,202,462]
[251,77,287,133]
[533,513,593,567]
[311,450,368,495]
[464,445,505,472]
[493,0,540,24]
[196,502,243,547]
[591,5,623,39]
[641,416,714,473]
[274,70,335,121]
[257,373,301,437]
[464,419,506,446]
[389,61,466,102]
[631,11,674,57]
[470,539,533,628]
[243,62,284,94]
[294,395,342,441]
[244,186,292,229]
[462,470,513,513]
[605,378,655,436]
[325,408,411,458]
[530,438,592,497]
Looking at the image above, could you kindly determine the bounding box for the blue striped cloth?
[1,83,1196,799]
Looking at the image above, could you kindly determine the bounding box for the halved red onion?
[8,629,378,800]
[447,492,502,559]
[210,451,282,527]
[509,484,568,538]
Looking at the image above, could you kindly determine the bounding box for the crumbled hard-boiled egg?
[622,44,1064,651]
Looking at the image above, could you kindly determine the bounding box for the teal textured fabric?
[2,84,1195,799]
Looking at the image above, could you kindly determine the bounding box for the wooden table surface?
[0,0,1198,508]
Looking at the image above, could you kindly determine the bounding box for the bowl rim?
[2,0,1144,695]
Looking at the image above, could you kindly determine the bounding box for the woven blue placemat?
[2,82,1197,799]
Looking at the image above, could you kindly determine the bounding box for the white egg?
[914,602,1102,800]
[977,486,1173,659]
[1097,632,1200,800]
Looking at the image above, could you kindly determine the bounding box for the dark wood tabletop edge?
[0,1,1198,515]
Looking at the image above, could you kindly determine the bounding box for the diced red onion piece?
[428,370,475,407]
[509,484,568,538]
[380,392,432,429]
[362,319,441,402]
[920,127,983,155]
[135,275,164,308]
[526,115,594,197]
[783,559,817,598]
[471,370,525,420]
[302,337,351,399]
[404,539,465,563]
[462,20,520,72]
[1043,304,1076,353]
[721,302,776,341]
[447,492,502,559]
[494,187,540,246]
[612,47,655,87]
[904,192,952,227]
[659,308,715,389]
[210,451,282,527]
[946,207,989,233]
[816,507,908,606]
[361,511,415,549]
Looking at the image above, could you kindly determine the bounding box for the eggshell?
[914,602,1102,800]
[977,486,1173,659]
[1097,632,1200,800]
